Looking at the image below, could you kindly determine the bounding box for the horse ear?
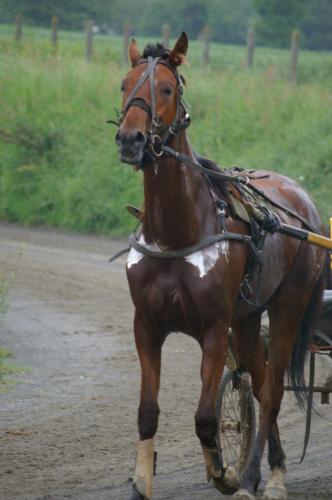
[169,32,189,67]
[129,38,142,67]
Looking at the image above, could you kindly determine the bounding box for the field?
[0,25,331,234]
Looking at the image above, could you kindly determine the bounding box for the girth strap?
[128,232,253,259]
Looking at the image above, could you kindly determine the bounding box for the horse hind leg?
[262,269,324,500]
[231,310,267,499]
[263,425,287,500]
[237,254,324,500]
[232,312,287,499]
[233,312,287,498]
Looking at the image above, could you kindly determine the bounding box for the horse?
[114,32,326,500]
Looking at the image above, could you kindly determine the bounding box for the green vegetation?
[0,272,24,390]
[0,29,331,234]
[0,273,9,314]
[1,0,331,49]
[0,348,24,391]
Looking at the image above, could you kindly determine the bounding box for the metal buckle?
[150,135,163,157]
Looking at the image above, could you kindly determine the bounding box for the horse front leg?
[195,321,239,495]
[129,312,163,500]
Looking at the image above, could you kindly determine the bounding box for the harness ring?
[151,135,163,157]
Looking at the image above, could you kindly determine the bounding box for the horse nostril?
[115,129,146,148]
[133,131,146,147]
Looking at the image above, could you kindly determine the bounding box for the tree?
[0,0,116,30]
[301,0,332,50]
[139,0,207,39]
[207,0,256,44]
[254,0,310,47]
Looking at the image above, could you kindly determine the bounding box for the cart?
[216,290,332,476]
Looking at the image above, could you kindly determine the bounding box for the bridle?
[113,56,191,164]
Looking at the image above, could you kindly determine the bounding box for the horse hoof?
[128,484,146,500]
[263,468,287,499]
[263,486,287,500]
[213,466,239,495]
[233,488,255,500]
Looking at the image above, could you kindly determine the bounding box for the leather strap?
[128,232,252,259]
[161,144,249,185]
[243,182,318,233]
[161,144,318,233]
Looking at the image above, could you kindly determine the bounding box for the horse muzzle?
[115,129,147,165]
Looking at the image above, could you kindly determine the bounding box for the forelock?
[142,43,170,60]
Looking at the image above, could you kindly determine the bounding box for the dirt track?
[0,223,331,500]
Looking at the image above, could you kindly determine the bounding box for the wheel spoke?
[217,371,255,475]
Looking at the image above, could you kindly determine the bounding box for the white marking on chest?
[126,235,161,269]
[184,241,229,278]
[127,236,229,276]
[126,246,143,269]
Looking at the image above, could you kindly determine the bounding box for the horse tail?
[288,261,326,409]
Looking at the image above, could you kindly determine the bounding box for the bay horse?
[114,33,326,500]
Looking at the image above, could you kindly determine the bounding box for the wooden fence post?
[290,30,300,83]
[202,25,211,67]
[162,24,170,48]
[123,22,131,66]
[246,28,255,70]
[51,16,58,52]
[85,19,93,62]
[15,13,22,41]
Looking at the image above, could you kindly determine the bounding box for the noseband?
[115,56,191,162]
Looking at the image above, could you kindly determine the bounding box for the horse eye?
[162,87,172,96]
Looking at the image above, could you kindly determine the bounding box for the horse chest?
[127,242,230,331]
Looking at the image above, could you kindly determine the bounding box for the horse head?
[115,32,188,166]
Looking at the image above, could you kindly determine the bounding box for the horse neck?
[142,131,219,249]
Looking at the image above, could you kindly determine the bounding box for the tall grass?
[0,28,331,234]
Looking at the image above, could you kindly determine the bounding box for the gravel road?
[0,223,331,500]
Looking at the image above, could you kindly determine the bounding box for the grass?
[0,348,25,391]
[0,251,25,389]
[0,25,331,234]
[0,272,24,390]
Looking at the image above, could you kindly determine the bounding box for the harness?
[110,54,321,308]
[110,55,317,233]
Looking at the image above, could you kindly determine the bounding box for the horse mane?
[143,43,170,60]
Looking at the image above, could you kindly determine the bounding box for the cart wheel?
[216,368,256,477]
